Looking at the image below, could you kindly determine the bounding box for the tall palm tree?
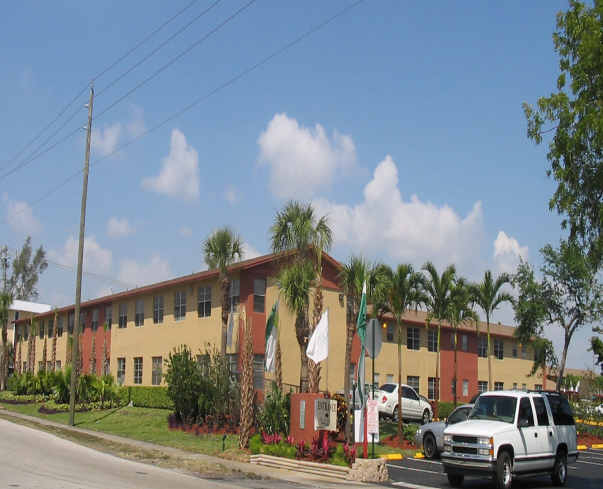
[203,227,243,356]
[382,264,426,438]
[447,278,479,406]
[270,201,332,392]
[470,271,513,390]
[421,262,456,402]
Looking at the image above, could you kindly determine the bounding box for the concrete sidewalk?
[0,407,382,488]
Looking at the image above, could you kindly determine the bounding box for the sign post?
[366,318,382,457]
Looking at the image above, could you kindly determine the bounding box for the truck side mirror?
[518,418,529,428]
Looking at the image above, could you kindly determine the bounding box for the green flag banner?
[265,300,279,372]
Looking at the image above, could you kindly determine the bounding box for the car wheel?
[447,474,464,487]
[495,451,513,489]
[551,450,567,486]
[422,409,430,425]
[423,433,437,459]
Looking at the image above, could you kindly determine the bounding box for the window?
[68,312,74,334]
[253,278,266,313]
[119,304,127,328]
[105,305,112,329]
[448,407,471,424]
[407,376,420,394]
[133,357,143,384]
[80,311,85,330]
[428,377,438,400]
[478,336,488,357]
[522,383,527,391]
[174,291,186,321]
[522,346,527,359]
[38,361,43,372]
[402,386,419,400]
[513,383,518,390]
[57,316,63,337]
[428,330,438,352]
[518,397,535,427]
[546,394,574,425]
[47,318,54,338]
[14,311,19,321]
[386,374,394,384]
[386,323,394,342]
[152,356,162,385]
[494,381,504,391]
[227,354,239,377]
[535,384,543,392]
[153,296,164,324]
[135,299,144,326]
[512,344,518,358]
[229,279,240,312]
[462,379,469,396]
[39,321,44,339]
[23,325,29,341]
[197,287,211,318]
[92,309,99,331]
[478,381,488,393]
[104,357,110,376]
[407,327,420,350]
[47,361,52,371]
[494,339,504,359]
[253,354,264,390]
[117,358,126,385]
[533,397,550,426]
[461,334,468,352]
[56,360,61,370]
[373,373,380,390]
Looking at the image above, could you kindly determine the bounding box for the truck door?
[532,396,555,468]
[516,396,547,473]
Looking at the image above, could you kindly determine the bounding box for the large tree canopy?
[523,0,602,267]
[2,237,48,300]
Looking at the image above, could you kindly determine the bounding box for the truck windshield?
[469,395,517,423]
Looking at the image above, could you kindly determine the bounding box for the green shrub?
[257,382,290,435]
[329,444,349,466]
[249,434,263,454]
[129,386,173,409]
[248,434,295,459]
[438,402,455,419]
[165,345,203,424]
[403,423,419,442]
[6,374,19,392]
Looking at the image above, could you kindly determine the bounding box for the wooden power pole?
[69,85,94,426]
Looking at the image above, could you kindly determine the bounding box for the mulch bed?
[381,435,416,450]
[38,405,90,414]
[167,417,242,435]
[0,399,37,405]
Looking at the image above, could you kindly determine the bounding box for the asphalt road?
[386,450,603,489]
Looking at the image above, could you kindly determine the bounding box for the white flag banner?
[306,309,329,363]
[226,312,235,347]
[264,301,279,373]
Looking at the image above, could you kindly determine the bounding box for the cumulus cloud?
[3,194,41,235]
[91,122,122,157]
[142,129,200,201]
[258,113,356,199]
[107,217,134,238]
[493,231,528,274]
[49,235,112,274]
[127,105,146,138]
[179,226,193,237]
[224,185,238,205]
[313,155,483,270]
[118,254,172,287]
[242,242,261,260]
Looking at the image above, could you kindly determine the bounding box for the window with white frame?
[428,377,438,400]
[428,330,438,352]
[105,305,112,329]
[134,357,143,384]
[478,381,488,393]
[535,384,542,392]
[451,379,457,396]
[152,356,162,385]
[373,373,380,390]
[92,309,99,331]
[117,358,125,385]
[407,376,420,394]
[478,336,488,357]
[407,327,420,350]
[494,338,504,359]
[513,382,518,390]
[522,383,527,391]
[462,379,469,397]
[229,279,240,312]
[253,278,266,313]
[253,354,264,390]
[118,304,127,328]
[197,286,211,318]
[461,334,468,352]
[135,300,144,326]
[174,291,186,321]
[153,296,164,324]
[494,381,504,391]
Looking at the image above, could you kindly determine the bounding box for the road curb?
[577,445,588,450]
[380,453,403,460]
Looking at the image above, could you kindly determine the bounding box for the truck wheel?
[551,450,567,486]
[423,433,437,459]
[422,409,430,424]
[495,451,513,489]
[447,474,464,487]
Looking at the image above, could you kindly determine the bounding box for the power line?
[0,0,202,173]
[2,0,366,220]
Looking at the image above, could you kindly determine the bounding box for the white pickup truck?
[441,391,578,489]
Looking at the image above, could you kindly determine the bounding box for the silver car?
[415,404,473,459]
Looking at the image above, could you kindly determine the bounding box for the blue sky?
[1,1,596,369]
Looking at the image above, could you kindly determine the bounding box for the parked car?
[442,391,578,488]
[375,383,433,424]
[415,404,474,459]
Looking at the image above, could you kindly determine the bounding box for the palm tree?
[0,292,10,390]
[382,264,426,438]
[203,227,243,356]
[470,271,513,390]
[447,278,479,406]
[270,201,332,392]
[421,262,456,403]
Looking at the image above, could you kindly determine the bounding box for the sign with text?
[367,399,379,435]
[314,398,337,431]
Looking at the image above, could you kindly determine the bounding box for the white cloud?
[107,217,135,238]
[493,231,528,274]
[142,129,200,201]
[258,113,356,199]
[179,226,193,237]
[118,254,172,287]
[242,242,261,261]
[49,235,112,274]
[3,194,41,235]
[127,105,146,138]
[313,155,484,270]
[91,122,122,157]
[224,185,238,205]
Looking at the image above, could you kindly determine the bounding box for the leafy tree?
[0,293,9,390]
[523,0,603,267]
[588,333,603,373]
[381,264,426,438]
[203,227,243,356]
[3,238,48,300]
[513,240,602,390]
[164,345,203,424]
[470,271,513,390]
[421,262,456,401]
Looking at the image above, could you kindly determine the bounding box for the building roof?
[9,299,51,314]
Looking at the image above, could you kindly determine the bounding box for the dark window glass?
[92,309,99,331]
[47,318,54,338]
[518,397,535,427]
[105,305,112,329]
[174,291,186,320]
[117,358,126,385]
[152,357,162,385]
[407,376,420,395]
[402,386,418,400]
[39,321,44,339]
[119,303,127,328]
[494,339,504,359]
[153,296,164,324]
[133,357,143,384]
[386,323,394,342]
[253,355,264,390]
[546,394,575,426]
[533,397,550,426]
[197,287,211,318]
[379,384,396,393]
[253,278,266,313]
[448,407,470,424]
[428,330,438,352]
[57,316,64,337]
[428,377,439,400]
[68,312,74,334]
[407,327,420,350]
[135,300,144,326]
[478,337,488,357]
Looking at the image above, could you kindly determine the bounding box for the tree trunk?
[397,320,403,439]
[274,334,282,390]
[487,315,492,391]
[453,328,457,406]
[51,333,57,372]
[239,314,254,449]
[556,328,572,392]
[221,275,230,356]
[16,339,21,375]
[90,334,96,375]
[66,335,72,365]
[102,328,108,375]
[436,320,441,401]
[295,312,310,393]
[1,313,7,390]
[343,315,355,444]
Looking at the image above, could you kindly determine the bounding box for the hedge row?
[437,402,456,419]
[121,386,173,409]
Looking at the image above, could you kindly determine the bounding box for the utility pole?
[69,85,94,426]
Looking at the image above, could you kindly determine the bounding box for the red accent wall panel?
[440,330,478,403]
